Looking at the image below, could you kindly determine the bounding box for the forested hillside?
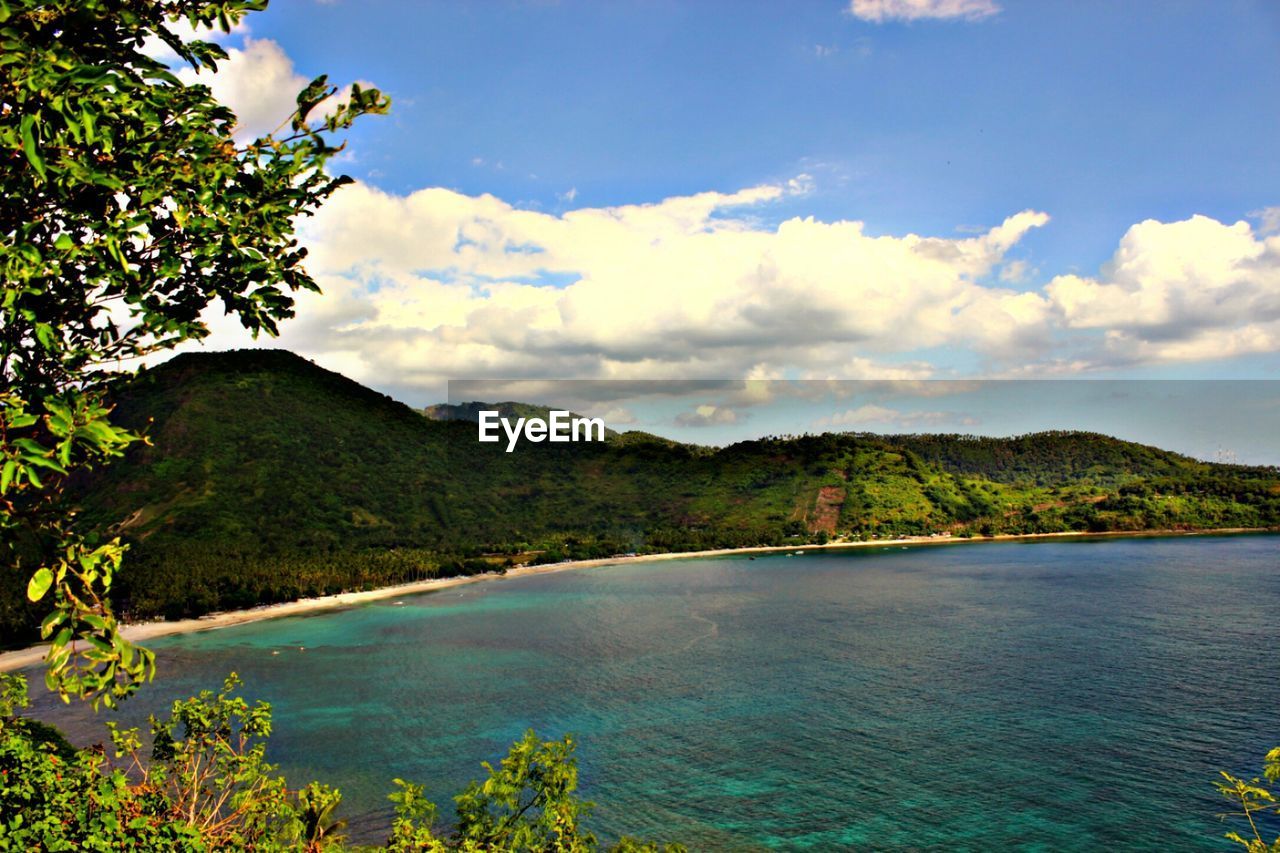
[3,350,1275,645]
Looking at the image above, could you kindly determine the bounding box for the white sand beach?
[0,527,1268,673]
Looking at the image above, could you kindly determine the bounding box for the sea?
[25,534,1280,850]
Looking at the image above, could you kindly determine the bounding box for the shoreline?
[1,526,1273,672]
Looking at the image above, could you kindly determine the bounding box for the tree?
[2,671,684,851]
[386,731,600,852]
[0,0,389,706]
[106,672,296,847]
[1217,746,1280,852]
[386,729,686,852]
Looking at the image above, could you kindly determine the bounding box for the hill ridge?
[2,348,1270,646]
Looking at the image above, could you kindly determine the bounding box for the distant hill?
[887,431,1225,485]
[2,349,1274,645]
[421,401,620,438]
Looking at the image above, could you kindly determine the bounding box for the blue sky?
[246,0,1280,268]
[173,0,1280,438]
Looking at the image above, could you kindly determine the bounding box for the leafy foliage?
[383,729,685,852]
[1217,746,1280,851]
[0,0,388,703]
[118,673,293,845]
[451,731,597,851]
[0,672,683,851]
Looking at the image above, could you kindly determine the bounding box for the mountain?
[3,349,1275,645]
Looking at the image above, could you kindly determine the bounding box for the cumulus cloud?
[675,404,743,427]
[601,407,638,425]
[245,180,1056,386]
[168,33,374,141]
[184,168,1280,397]
[999,259,1030,283]
[176,38,307,138]
[848,0,1000,23]
[1045,215,1280,365]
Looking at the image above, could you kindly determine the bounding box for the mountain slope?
[887,431,1224,485]
[3,349,1273,644]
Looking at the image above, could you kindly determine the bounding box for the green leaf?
[13,437,48,456]
[40,609,65,638]
[0,460,15,493]
[34,323,57,352]
[80,105,97,144]
[24,455,67,474]
[43,398,72,427]
[20,114,46,180]
[27,568,54,602]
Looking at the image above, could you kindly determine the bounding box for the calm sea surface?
[26,535,1280,850]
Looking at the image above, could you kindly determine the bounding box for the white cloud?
[848,0,1000,23]
[177,38,307,138]
[786,173,815,195]
[255,180,1054,384]
[601,407,637,425]
[999,259,1030,283]
[185,171,1280,395]
[675,404,742,427]
[1045,214,1280,365]
[165,29,378,142]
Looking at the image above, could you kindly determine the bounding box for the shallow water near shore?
[27,534,1280,849]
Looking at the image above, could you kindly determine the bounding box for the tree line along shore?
[1,526,1273,672]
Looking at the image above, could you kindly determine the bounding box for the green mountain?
[3,349,1276,645]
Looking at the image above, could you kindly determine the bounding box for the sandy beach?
[0,527,1270,673]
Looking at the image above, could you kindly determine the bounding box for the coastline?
[0,526,1272,673]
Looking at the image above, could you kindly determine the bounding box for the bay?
[27,534,1280,850]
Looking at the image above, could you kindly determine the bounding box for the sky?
[446,379,1280,464]
[154,0,1280,448]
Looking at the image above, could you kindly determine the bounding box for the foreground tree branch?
[0,0,389,706]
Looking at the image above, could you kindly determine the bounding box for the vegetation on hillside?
[2,348,1271,644]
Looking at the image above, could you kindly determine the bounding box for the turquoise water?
[27,535,1280,849]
